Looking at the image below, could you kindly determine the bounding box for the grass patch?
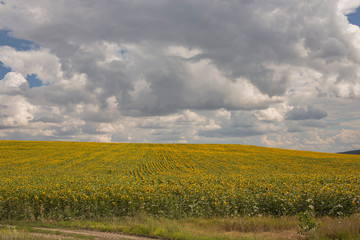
[2,215,360,240]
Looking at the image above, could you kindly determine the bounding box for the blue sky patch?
[0,61,11,80]
[0,29,40,51]
[347,7,360,27]
[26,74,43,88]
[120,49,128,55]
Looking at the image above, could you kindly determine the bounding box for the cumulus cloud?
[0,0,359,152]
[0,46,62,84]
[1,72,27,88]
[0,72,34,129]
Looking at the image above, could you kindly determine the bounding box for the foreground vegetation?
[1,215,360,240]
[0,140,360,221]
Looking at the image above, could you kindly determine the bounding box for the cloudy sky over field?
[1,0,360,152]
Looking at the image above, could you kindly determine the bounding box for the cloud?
[198,128,264,138]
[0,46,62,84]
[198,111,266,138]
[286,105,328,121]
[338,0,360,14]
[0,0,359,152]
[3,1,360,103]
[0,96,34,129]
[1,72,27,88]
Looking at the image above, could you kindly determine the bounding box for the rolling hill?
[339,149,360,155]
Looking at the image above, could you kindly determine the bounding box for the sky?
[0,0,360,153]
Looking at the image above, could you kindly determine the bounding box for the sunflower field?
[0,140,359,220]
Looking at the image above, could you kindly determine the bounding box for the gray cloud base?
[286,105,328,120]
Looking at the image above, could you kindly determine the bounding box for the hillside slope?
[339,149,360,155]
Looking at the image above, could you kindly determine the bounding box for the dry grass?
[176,216,301,239]
[308,216,360,239]
[216,216,298,232]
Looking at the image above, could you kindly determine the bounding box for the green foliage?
[297,205,320,235]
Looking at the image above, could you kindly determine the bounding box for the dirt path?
[2,224,302,240]
[33,227,163,240]
[32,227,302,240]
[24,232,78,239]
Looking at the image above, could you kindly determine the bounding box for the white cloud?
[0,95,35,128]
[215,109,231,120]
[0,46,62,84]
[201,119,221,131]
[255,104,289,122]
[1,72,27,87]
[166,45,203,58]
[334,129,360,144]
[338,0,360,14]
